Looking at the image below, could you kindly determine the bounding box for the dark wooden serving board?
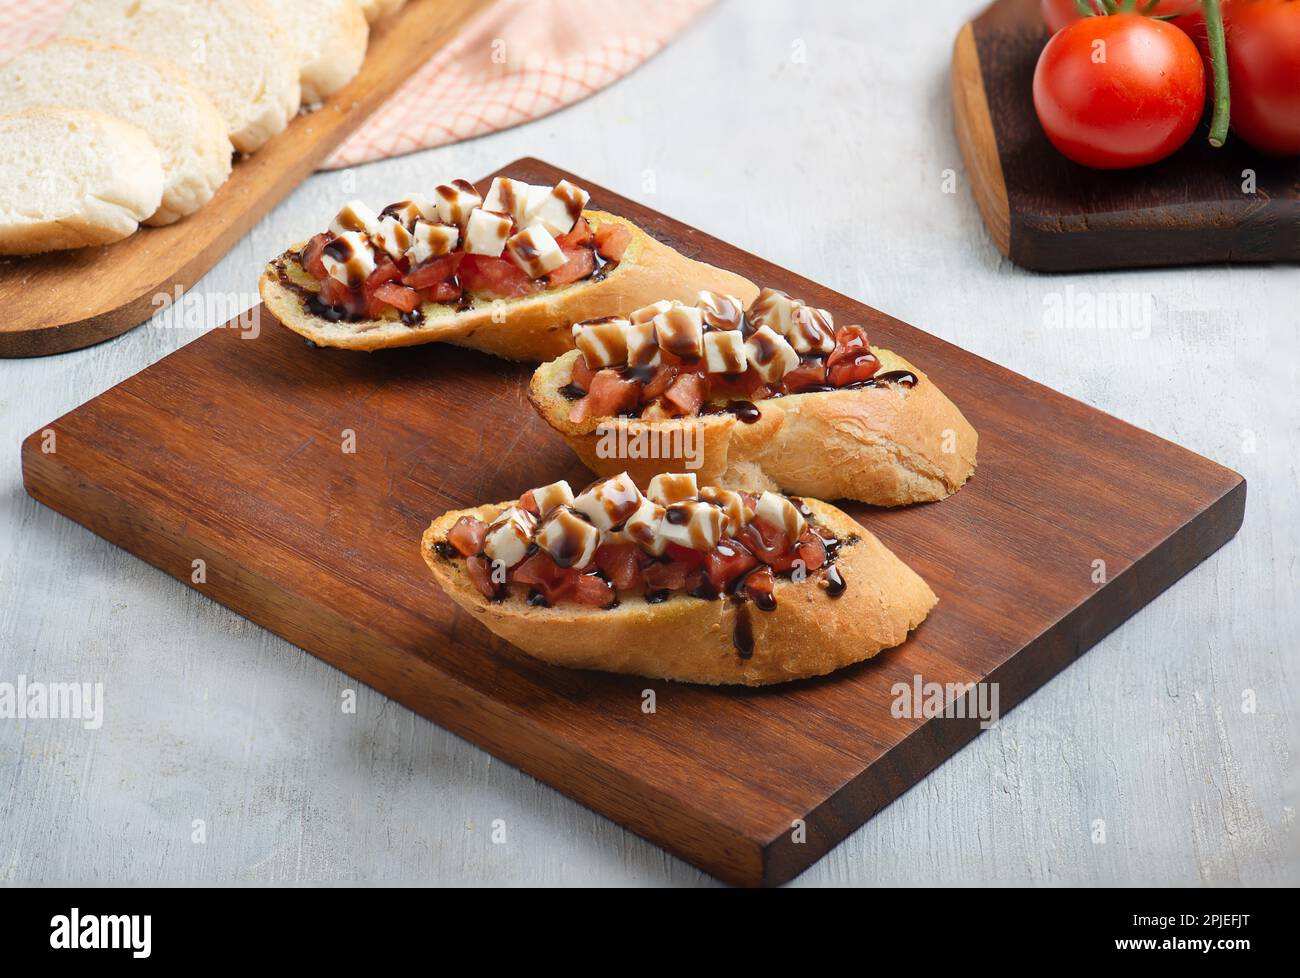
[952,0,1300,271]
[21,159,1245,886]
[0,0,487,359]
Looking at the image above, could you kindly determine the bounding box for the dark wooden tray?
[21,158,1245,885]
[953,0,1300,271]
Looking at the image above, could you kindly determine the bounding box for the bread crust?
[258,211,758,361]
[421,497,936,686]
[529,349,978,506]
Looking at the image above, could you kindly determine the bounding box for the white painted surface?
[0,0,1296,886]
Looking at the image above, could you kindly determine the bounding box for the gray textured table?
[1,0,1296,886]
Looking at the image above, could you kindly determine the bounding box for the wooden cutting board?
[0,0,487,359]
[21,158,1245,886]
[953,0,1300,271]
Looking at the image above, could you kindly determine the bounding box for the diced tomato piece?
[795,530,827,572]
[828,353,881,388]
[744,517,794,568]
[372,281,421,313]
[642,560,688,592]
[572,573,617,608]
[447,516,488,557]
[319,276,364,315]
[782,358,828,393]
[685,566,713,596]
[594,222,632,262]
[705,538,759,593]
[639,364,678,402]
[518,490,540,516]
[827,325,872,369]
[742,565,776,606]
[664,543,706,569]
[459,253,541,299]
[513,550,565,587]
[557,217,594,250]
[364,257,404,295]
[301,232,333,280]
[569,369,641,425]
[467,555,500,600]
[594,543,643,590]
[663,372,708,416]
[429,282,462,303]
[403,252,464,290]
[546,245,595,286]
[708,367,765,399]
[569,355,596,393]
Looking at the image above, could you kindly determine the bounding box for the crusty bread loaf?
[259,210,759,361]
[530,348,978,507]
[61,0,301,153]
[282,0,369,105]
[422,496,936,686]
[0,39,232,226]
[0,108,163,255]
[358,0,406,23]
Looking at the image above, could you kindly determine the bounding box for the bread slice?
[422,496,936,686]
[0,39,232,226]
[358,0,406,22]
[0,108,163,256]
[282,0,369,105]
[530,348,978,507]
[259,210,759,361]
[61,0,301,153]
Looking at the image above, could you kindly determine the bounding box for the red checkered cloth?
[0,0,715,169]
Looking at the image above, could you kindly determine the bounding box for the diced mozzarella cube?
[406,220,459,265]
[653,305,704,360]
[699,486,750,536]
[622,320,661,368]
[573,317,630,369]
[697,291,745,331]
[320,230,376,288]
[703,329,747,374]
[381,195,437,229]
[535,507,600,569]
[330,199,382,238]
[464,208,512,256]
[434,179,483,226]
[530,480,574,517]
[750,287,797,337]
[660,501,724,551]
[483,177,536,226]
[621,496,667,555]
[373,214,414,260]
[629,300,672,325]
[483,506,537,569]
[756,490,806,543]
[529,179,590,236]
[744,324,799,383]
[505,223,566,278]
[789,303,835,354]
[647,473,697,506]
[572,473,643,531]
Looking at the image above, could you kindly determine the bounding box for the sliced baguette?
[0,39,232,226]
[0,108,163,256]
[282,0,369,105]
[259,210,759,361]
[530,348,978,506]
[61,0,301,153]
[358,0,406,23]
[422,496,936,686]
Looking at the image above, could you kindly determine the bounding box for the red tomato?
[446,516,488,557]
[594,543,643,590]
[556,217,594,250]
[546,245,595,286]
[593,223,632,262]
[300,232,333,279]
[371,281,420,313]
[458,253,541,298]
[402,252,463,289]
[1033,14,1206,169]
[1041,0,1201,35]
[1225,0,1300,155]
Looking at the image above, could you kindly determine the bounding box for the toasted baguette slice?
[0,108,163,256]
[422,496,936,686]
[0,39,232,226]
[259,210,759,361]
[62,0,301,153]
[358,0,406,22]
[283,0,369,105]
[530,348,978,507]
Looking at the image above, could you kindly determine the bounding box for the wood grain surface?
[0,0,487,359]
[19,158,1246,886]
[954,0,1300,272]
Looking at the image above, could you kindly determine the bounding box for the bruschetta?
[421,472,936,686]
[528,288,978,507]
[259,175,758,361]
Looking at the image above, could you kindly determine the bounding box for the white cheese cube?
[647,473,697,506]
[320,230,376,288]
[381,195,437,229]
[406,220,460,265]
[622,320,661,368]
[653,305,704,360]
[699,486,750,536]
[659,501,724,551]
[483,506,537,569]
[703,330,748,374]
[744,324,800,383]
[530,480,574,517]
[789,303,835,354]
[697,291,745,331]
[482,177,536,226]
[433,180,482,226]
[536,507,600,569]
[529,179,590,236]
[756,491,806,543]
[464,207,512,256]
[621,496,667,555]
[629,300,673,325]
[572,473,643,531]
[330,199,382,238]
[505,223,566,278]
[750,287,797,337]
[373,214,414,260]
[573,317,630,369]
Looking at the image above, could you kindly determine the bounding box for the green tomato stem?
[1203,0,1231,148]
